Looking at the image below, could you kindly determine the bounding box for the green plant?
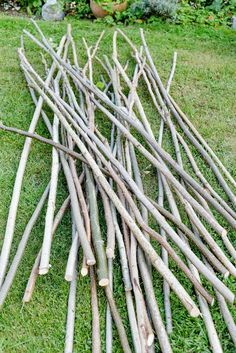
[93,0,125,4]
[95,0,177,24]
[16,0,235,26]
[64,0,92,18]
[176,0,236,26]
[93,0,126,15]
[19,0,45,14]
[19,0,65,15]
[130,0,177,19]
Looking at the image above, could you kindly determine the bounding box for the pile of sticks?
[0,21,236,353]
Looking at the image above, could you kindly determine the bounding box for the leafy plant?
[176,0,236,26]
[13,0,236,26]
[64,0,91,17]
[95,0,177,24]
[94,0,125,4]
[19,0,45,14]
[130,0,177,19]
[92,0,126,15]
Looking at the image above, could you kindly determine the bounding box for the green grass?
[0,14,236,353]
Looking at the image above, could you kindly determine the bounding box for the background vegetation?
[4,0,236,26]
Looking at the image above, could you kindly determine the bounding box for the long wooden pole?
[0,35,66,287]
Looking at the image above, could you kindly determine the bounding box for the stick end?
[99,278,109,287]
[22,293,31,303]
[147,333,155,347]
[81,267,88,277]
[222,229,227,238]
[224,271,230,279]
[65,274,75,282]
[190,307,200,317]
[87,259,96,266]
[38,267,50,275]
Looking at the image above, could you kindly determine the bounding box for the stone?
[42,0,65,21]
[232,16,236,30]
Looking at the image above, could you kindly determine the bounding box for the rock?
[3,3,10,10]
[42,0,65,21]
[232,16,236,30]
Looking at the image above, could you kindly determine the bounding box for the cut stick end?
[22,293,31,303]
[190,307,200,317]
[22,298,30,304]
[81,267,88,277]
[87,259,96,266]
[38,267,50,275]
[224,271,230,279]
[147,333,155,347]
[64,274,76,282]
[221,229,228,238]
[124,286,132,292]
[99,278,109,287]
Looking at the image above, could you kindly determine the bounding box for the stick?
[0,35,66,287]
[85,167,109,286]
[157,51,177,335]
[105,285,132,353]
[139,28,236,206]
[21,29,235,232]
[39,79,60,275]
[64,220,78,353]
[90,267,102,353]
[139,249,173,353]
[106,258,113,353]
[26,76,201,315]
[60,152,96,267]
[1,121,229,305]
[64,278,77,353]
[0,183,50,308]
[19,47,206,314]
[170,96,236,189]
[19,64,232,304]
[65,218,80,282]
[23,195,71,303]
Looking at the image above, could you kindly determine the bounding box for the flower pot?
[90,0,127,18]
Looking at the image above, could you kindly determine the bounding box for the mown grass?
[0,14,236,353]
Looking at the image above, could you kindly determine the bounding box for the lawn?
[0,14,236,353]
